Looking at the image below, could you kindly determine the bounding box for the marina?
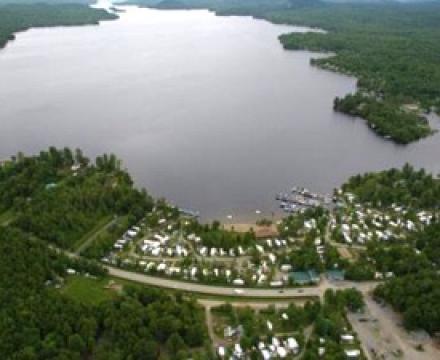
[276,186,333,213]
[1,5,439,222]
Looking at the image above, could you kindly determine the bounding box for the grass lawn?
[61,276,121,305]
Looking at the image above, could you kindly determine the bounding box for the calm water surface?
[0,4,439,220]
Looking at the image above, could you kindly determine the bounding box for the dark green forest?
[0,3,116,48]
[0,147,153,249]
[1,147,439,353]
[374,270,440,334]
[332,93,432,144]
[275,2,440,143]
[0,149,210,359]
[340,166,440,334]
[371,223,440,334]
[341,164,440,209]
[0,227,210,359]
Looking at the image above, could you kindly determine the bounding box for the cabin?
[260,349,271,360]
[344,349,361,358]
[343,232,352,244]
[217,346,225,358]
[224,325,243,339]
[232,278,244,286]
[276,347,287,358]
[341,334,354,343]
[157,263,167,272]
[289,270,319,285]
[268,253,276,264]
[286,337,299,354]
[66,268,76,275]
[126,229,138,238]
[151,248,161,256]
[234,344,243,358]
[280,264,292,272]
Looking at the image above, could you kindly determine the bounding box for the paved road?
[107,266,377,298]
[62,236,439,358]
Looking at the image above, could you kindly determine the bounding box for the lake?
[0,3,439,221]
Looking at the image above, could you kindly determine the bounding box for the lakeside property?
[1,148,439,359]
[2,3,440,220]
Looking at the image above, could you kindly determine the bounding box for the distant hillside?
[288,0,323,7]
[155,0,187,9]
[0,3,117,48]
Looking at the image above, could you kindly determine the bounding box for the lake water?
[0,4,439,221]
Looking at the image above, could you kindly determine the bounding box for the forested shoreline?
[0,149,211,359]
[129,0,440,144]
[0,3,117,48]
[0,228,210,359]
[340,165,440,334]
[1,147,439,355]
[274,2,440,144]
[2,0,440,143]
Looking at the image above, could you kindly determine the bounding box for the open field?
[224,223,279,238]
[61,276,121,305]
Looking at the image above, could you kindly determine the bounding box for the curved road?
[107,266,377,298]
[59,242,378,298]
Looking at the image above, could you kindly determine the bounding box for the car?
[233,289,244,295]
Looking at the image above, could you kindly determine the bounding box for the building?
[289,270,320,285]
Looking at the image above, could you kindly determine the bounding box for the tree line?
[141,0,440,143]
[0,226,211,359]
[0,3,117,48]
[341,164,440,209]
[0,147,154,249]
[274,2,440,143]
